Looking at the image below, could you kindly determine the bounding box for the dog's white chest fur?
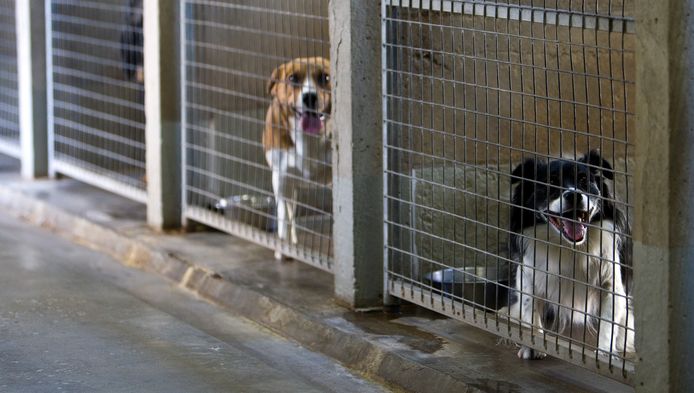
[518,221,617,327]
[507,219,634,357]
[264,122,332,192]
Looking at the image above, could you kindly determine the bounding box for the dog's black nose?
[562,190,584,209]
[564,190,580,198]
[302,92,318,110]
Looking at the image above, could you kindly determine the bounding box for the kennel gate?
[181,1,333,271]
[0,0,19,158]
[47,0,147,202]
[383,0,635,382]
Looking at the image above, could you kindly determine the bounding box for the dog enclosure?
[383,0,635,381]
[47,0,146,202]
[181,1,333,271]
[0,0,19,158]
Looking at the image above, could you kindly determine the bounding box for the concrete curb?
[0,185,480,393]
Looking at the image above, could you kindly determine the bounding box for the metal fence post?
[16,0,48,179]
[144,0,181,230]
[329,0,383,309]
[634,0,694,390]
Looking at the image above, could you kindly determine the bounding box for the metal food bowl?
[215,194,276,232]
[424,266,510,310]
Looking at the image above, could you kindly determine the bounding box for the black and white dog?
[502,150,634,359]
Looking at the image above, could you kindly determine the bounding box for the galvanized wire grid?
[183,1,333,270]
[49,0,146,202]
[383,0,634,382]
[0,0,19,158]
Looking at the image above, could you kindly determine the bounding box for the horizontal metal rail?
[384,0,635,33]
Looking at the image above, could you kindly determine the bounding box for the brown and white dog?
[262,57,332,259]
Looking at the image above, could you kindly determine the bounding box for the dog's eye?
[318,72,330,86]
[287,74,299,84]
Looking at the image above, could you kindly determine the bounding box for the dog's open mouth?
[547,210,590,243]
[299,111,325,135]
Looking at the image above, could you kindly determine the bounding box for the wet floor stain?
[343,307,447,354]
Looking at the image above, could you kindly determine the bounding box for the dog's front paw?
[517,345,547,360]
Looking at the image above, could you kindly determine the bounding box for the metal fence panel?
[383,0,635,382]
[48,0,146,202]
[182,1,333,271]
[0,0,19,158]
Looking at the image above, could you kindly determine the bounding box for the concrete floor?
[0,213,389,393]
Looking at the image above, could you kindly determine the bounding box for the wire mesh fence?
[182,1,333,271]
[0,0,19,158]
[48,0,146,202]
[383,0,635,382]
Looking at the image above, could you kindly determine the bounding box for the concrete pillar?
[633,0,694,390]
[16,0,48,179]
[330,0,384,309]
[144,0,181,230]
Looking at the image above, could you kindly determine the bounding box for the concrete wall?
[388,10,635,167]
[633,0,694,390]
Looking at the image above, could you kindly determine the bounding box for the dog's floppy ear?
[511,158,538,184]
[267,64,285,97]
[580,150,614,180]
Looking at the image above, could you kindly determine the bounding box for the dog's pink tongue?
[301,114,322,135]
[562,220,586,242]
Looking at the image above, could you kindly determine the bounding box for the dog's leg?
[516,264,547,360]
[274,201,287,260]
[598,265,631,356]
[273,178,286,260]
[270,150,289,260]
[517,303,546,359]
[617,277,635,355]
[286,188,298,245]
[625,305,636,354]
[597,286,616,356]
